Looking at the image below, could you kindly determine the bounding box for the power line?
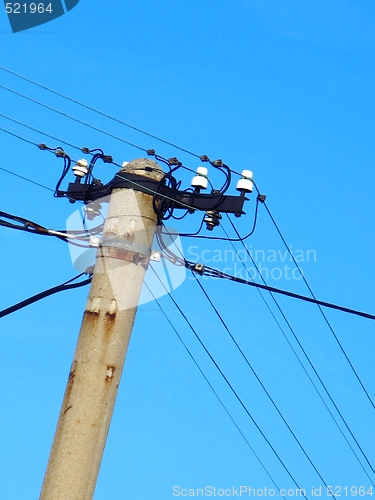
[0,110,203,184]
[0,210,98,248]
[5,118,370,323]
[0,65,202,160]
[222,217,375,483]
[149,264,306,495]
[0,125,199,213]
[162,222,370,486]
[0,273,92,319]
[190,271,331,487]
[0,83,149,153]
[143,282,284,495]
[192,262,375,322]
[0,112,82,152]
[0,123,39,148]
[188,260,375,476]
[0,165,54,193]
[0,73,245,180]
[160,223,335,484]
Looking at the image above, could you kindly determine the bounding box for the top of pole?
[120,157,164,182]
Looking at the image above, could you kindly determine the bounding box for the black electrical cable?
[1,108,214,192]
[0,84,240,191]
[159,221,375,482]
[0,66,250,181]
[0,128,84,204]
[0,210,95,247]
[256,185,375,410]
[0,124,198,214]
[161,223,361,486]
[0,65,202,160]
[179,216,205,237]
[0,67,249,181]
[0,84,149,153]
[0,165,54,193]
[0,112,81,152]
[143,282,285,495]
[0,273,92,319]
[190,271,332,488]
[178,197,260,240]
[0,121,198,214]
[0,111,232,215]
[0,124,39,147]
[190,263,375,322]
[222,218,375,483]
[149,265,306,495]
[93,161,199,213]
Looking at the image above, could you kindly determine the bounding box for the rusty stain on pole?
[40,158,164,500]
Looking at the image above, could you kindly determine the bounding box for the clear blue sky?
[0,1,374,499]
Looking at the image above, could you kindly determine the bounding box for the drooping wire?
[0,273,92,319]
[149,265,306,494]
[0,124,199,214]
[256,184,375,411]
[143,282,284,494]
[222,217,375,483]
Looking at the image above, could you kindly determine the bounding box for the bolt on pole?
[40,158,164,500]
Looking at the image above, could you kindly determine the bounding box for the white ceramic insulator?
[191,166,208,189]
[73,166,89,178]
[196,166,208,176]
[191,175,208,189]
[73,159,89,177]
[241,169,253,180]
[236,178,254,193]
[122,161,129,168]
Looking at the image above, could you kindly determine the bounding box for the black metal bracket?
[66,172,249,216]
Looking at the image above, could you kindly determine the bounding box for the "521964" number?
[5,3,53,14]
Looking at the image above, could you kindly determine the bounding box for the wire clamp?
[257,194,266,203]
[150,250,161,262]
[193,263,205,275]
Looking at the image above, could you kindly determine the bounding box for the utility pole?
[40,158,164,500]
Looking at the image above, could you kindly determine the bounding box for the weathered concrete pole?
[40,158,164,500]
